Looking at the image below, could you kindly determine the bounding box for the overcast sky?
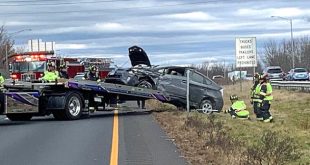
[1,0,310,67]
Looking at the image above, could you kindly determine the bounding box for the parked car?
[262,66,285,80]
[73,73,85,81]
[105,46,224,113]
[285,68,309,81]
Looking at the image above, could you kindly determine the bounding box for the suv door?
[157,68,187,102]
[189,70,209,104]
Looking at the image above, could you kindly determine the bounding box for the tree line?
[197,35,310,81]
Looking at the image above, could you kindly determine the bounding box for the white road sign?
[235,37,257,68]
[28,39,55,52]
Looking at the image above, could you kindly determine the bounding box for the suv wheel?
[200,100,213,114]
[137,79,154,89]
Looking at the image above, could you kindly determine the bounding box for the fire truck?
[9,51,113,81]
[9,51,54,81]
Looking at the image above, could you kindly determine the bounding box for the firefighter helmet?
[90,65,97,71]
[230,95,239,101]
[260,73,269,81]
[48,62,55,67]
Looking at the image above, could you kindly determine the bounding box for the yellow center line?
[110,110,119,165]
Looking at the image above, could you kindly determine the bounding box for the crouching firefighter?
[257,74,273,122]
[226,95,249,119]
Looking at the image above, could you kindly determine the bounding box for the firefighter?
[251,73,263,120]
[84,65,100,81]
[257,74,273,122]
[59,65,69,79]
[226,95,249,119]
[0,73,4,86]
[42,62,59,82]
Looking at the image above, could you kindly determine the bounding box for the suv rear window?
[267,69,282,73]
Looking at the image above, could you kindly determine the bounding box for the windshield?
[267,69,282,74]
[295,68,307,73]
[12,61,45,72]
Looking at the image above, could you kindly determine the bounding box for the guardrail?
[271,80,310,92]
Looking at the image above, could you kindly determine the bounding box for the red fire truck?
[9,51,113,81]
[9,51,54,81]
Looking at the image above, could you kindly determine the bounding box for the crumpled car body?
[105,46,224,112]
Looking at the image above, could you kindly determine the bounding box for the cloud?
[160,11,216,21]
[56,44,88,49]
[94,22,132,31]
[236,7,309,18]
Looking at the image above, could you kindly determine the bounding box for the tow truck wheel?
[6,114,33,121]
[64,92,83,120]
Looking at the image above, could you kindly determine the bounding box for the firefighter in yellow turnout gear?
[226,95,250,119]
[0,73,4,86]
[42,62,60,82]
[251,73,263,120]
[256,74,273,122]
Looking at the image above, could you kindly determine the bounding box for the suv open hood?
[128,46,151,67]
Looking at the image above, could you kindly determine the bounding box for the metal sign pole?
[186,69,190,112]
[239,68,242,92]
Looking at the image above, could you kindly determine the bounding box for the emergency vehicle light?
[11,74,17,79]
[25,57,32,62]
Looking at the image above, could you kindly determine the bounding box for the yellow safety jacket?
[0,76,4,85]
[230,100,249,117]
[253,83,262,102]
[42,71,60,82]
[256,82,273,102]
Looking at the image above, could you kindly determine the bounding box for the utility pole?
[271,16,294,68]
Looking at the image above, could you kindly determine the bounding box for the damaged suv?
[105,46,158,89]
[105,46,224,112]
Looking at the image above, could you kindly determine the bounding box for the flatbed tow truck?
[0,79,169,121]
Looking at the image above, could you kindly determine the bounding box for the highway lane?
[0,104,187,165]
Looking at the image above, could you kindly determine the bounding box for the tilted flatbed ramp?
[2,79,169,102]
[67,80,169,102]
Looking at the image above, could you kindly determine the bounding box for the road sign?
[28,39,55,52]
[235,37,257,68]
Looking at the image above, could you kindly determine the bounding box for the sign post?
[235,37,257,91]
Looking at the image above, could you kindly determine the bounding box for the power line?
[0,0,134,7]
[0,0,226,15]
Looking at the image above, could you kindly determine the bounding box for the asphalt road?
[0,103,187,165]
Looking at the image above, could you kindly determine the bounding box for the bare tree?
[0,25,15,69]
[264,36,310,72]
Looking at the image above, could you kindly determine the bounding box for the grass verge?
[149,81,310,165]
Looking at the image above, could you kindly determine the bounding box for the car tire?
[6,114,33,121]
[199,100,214,114]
